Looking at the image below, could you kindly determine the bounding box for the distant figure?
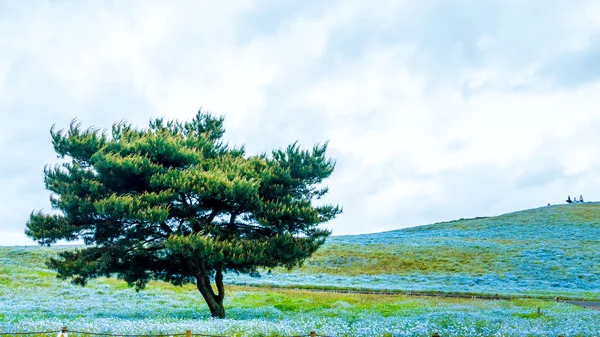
[580,195,584,202]
[566,195,572,203]
[547,203,551,206]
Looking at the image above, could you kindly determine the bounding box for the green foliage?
[25,110,341,317]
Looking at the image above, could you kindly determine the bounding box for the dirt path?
[566,301,600,311]
[236,283,600,303]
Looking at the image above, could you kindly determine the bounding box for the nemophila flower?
[3,205,600,336]
[3,282,600,337]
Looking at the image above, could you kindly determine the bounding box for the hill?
[228,202,600,299]
[1,247,599,336]
[1,204,600,335]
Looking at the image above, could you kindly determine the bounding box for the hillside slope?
[2,246,600,336]
[228,203,600,299]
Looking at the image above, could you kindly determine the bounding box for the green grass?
[1,216,599,336]
[228,285,555,315]
[303,244,499,275]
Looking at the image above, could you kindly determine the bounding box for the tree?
[25,110,341,318]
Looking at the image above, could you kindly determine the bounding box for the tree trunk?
[195,264,226,318]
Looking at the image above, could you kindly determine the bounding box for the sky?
[1,0,600,246]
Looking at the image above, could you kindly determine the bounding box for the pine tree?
[25,110,342,318]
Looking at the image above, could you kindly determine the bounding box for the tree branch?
[206,209,219,223]
[215,222,273,236]
[159,221,173,235]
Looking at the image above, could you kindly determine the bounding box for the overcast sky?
[1,0,600,246]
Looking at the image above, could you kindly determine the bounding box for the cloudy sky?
[1,0,600,246]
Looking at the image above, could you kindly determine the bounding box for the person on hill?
[566,195,572,203]
[580,195,584,202]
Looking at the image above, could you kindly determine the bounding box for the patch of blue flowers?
[235,204,600,299]
[2,204,599,336]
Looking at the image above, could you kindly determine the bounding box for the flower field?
[235,203,600,299]
[1,203,600,336]
[0,249,598,337]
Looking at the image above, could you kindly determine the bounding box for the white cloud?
[1,0,600,244]
[0,231,36,246]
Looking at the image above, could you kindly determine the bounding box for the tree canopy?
[26,110,342,318]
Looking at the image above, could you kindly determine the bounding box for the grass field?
[1,203,600,336]
[231,203,600,299]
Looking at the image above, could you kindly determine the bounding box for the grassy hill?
[229,203,600,299]
[1,203,600,336]
[1,247,599,336]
